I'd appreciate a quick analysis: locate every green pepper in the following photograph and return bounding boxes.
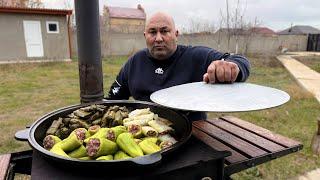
[43,135,62,150]
[96,155,113,161]
[134,138,142,144]
[86,137,118,158]
[50,143,69,158]
[114,151,132,160]
[84,128,109,143]
[106,126,127,141]
[142,137,159,144]
[116,133,143,157]
[88,125,101,136]
[127,124,142,138]
[60,128,87,152]
[68,145,87,158]
[138,139,161,155]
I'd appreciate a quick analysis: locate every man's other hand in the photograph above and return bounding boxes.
[203,60,239,83]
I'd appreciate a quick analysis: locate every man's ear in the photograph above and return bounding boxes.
[144,32,146,37]
[175,30,179,37]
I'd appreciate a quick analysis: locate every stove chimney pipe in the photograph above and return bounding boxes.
[75,0,104,103]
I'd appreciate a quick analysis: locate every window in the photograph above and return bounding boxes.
[46,21,59,33]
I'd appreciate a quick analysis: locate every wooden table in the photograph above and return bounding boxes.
[192,116,303,176]
[0,116,303,179]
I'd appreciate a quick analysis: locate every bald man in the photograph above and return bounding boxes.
[106,12,250,121]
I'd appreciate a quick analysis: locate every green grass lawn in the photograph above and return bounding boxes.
[294,55,320,73]
[0,56,319,179]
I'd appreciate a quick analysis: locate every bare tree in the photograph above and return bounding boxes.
[218,0,260,54]
[62,0,72,9]
[182,17,215,34]
[226,0,231,51]
[1,0,43,8]
[21,0,44,8]
[62,0,76,27]
[242,17,261,54]
[217,14,223,51]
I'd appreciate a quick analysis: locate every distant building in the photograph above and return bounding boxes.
[103,4,146,34]
[278,25,320,35]
[248,27,276,36]
[0,6,72,62]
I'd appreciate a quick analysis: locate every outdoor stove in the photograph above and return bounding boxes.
[5,136,229,180]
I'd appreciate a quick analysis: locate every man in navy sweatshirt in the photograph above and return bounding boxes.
[106,12,250,121]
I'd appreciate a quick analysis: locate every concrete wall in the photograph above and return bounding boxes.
[0,13,70,61]
[179,33,308,55]
[72,30,145,58]
[101,32,145,56]
[71,28,308,57]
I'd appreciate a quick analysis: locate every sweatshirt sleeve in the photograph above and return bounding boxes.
[224,54,251,82]
[105,60,131,100]
[206,49,251,82]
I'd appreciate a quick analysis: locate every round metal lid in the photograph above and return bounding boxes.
[150,82,290,112]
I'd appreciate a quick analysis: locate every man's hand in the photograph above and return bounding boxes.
[203,60,240,83]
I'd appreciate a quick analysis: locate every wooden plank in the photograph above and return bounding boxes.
[192,126,248,164]
[193,120,267,158]
[0,154,11,180]
[221,116,301,147]
[207,118,286,153]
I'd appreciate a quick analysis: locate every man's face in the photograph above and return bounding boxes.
[144,15,178,60]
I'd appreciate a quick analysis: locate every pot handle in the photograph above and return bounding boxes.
[15,128,30,141]
[130,152,162,165]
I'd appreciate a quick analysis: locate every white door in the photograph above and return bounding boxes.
[23,21,44,57]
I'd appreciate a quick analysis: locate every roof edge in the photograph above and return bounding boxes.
[0,6,72,15]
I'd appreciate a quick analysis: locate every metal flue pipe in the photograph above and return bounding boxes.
[74,0,104,103]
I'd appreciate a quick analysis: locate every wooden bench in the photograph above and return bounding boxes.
[192,116,303,176]
[0,154,11,180]
[0,116,303,179]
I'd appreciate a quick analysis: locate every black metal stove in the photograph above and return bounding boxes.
[6,136,229,180]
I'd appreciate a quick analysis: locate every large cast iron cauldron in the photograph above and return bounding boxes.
[27,100,192,169]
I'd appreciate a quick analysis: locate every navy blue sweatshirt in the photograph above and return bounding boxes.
[106,45,250,121]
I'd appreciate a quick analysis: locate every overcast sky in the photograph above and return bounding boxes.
[43,0,320,32]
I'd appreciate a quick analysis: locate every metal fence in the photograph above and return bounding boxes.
[307,34,320,51]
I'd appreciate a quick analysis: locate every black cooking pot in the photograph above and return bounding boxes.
[27,100,192,169]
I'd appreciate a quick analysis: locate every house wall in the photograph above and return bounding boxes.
[108,18,145,33]
[0,13,69,61]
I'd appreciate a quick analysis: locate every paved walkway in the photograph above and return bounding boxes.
[277,52,320,103]
[277,52,320,180]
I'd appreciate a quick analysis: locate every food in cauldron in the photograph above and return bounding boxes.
[42,105,178,160]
